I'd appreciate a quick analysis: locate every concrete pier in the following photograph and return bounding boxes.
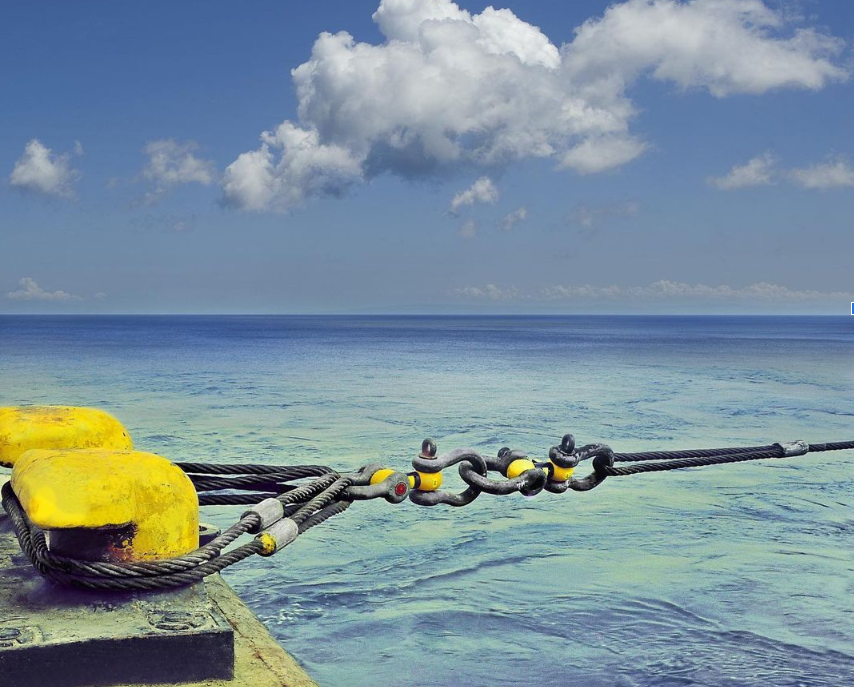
[0,477,319,687]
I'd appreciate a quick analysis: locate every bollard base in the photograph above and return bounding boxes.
[0,476,319,687]
[0,512,234,687]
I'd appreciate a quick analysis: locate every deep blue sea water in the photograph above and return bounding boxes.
[2,315,854,687]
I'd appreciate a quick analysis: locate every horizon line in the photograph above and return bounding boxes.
[0,312,849,318]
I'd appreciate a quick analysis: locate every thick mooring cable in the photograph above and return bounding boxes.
[612,445,778,462]
[602,447,785,475]
[1,467,351,590]
[2,434,852,591]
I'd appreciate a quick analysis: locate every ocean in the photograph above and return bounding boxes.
[1,315,853,686]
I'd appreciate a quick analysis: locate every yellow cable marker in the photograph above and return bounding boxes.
[549,461,575,482]
[369,468,396,485]
[414,471,442,491]
[255,532,276,556]
[506,458,537,479]
[257,531,278,556]
[0,406,133,467]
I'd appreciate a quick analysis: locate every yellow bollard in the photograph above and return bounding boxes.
[0,406,133,467]
[11,448,199,562]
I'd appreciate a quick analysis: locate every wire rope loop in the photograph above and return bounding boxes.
[4,436,853,590]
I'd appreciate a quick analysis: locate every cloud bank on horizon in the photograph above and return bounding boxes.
[5,277,82,302]
[455,280,854,304]
[220,0,848,212]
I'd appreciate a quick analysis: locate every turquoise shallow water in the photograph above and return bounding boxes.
[2,315,854,686]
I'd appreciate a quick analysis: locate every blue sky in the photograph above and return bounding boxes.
[1,0,853,314]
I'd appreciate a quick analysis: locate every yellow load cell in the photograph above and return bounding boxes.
[0,406,133,467]
[11,449,199,562]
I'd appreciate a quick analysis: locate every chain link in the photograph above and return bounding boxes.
[404,434,616,504]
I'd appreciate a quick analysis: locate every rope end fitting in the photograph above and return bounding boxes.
[242,497,285,534]
[774,440,809,457]
[256,518,299,556]
[345,466,411,503]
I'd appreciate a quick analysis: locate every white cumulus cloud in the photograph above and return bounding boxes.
[708,153,777,190]
[9,139,80,198]
[559,136,649,175]
[450,177,499,213]
[789,157,854,189]
[564,0,846,98]
[6,277,81,302]
[710,153,854,190]
[457,219,478,239]
[141,139,216,201]
[567,200,641,230]
[221,122,363,211]
[223,0,847,212]
[501,206,527,231]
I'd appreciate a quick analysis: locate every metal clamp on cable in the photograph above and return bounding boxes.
[409,440,488,507]
[774,440,809,457]
[241,498,285,533]
[345,464,379,487]
[545,434,580,483]
[346,465,411,503]
[256,518,299,557]
[543,441,615,492]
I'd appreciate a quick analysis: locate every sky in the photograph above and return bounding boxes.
[1,0,853,314]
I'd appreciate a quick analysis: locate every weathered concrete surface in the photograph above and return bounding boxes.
[0,486,234,686]
[186,575,320,687]
[108,576,320,687]
[0,476,320,687]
